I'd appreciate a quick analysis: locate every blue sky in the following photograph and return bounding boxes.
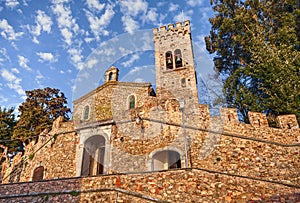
[0,0,220,114]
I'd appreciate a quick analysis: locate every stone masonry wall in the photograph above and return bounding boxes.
[0,169,299,202]
[1,117,79,184]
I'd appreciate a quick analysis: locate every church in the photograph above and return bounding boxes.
[0,20,299,202]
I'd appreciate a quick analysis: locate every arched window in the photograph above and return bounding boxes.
[32,166,44,181]
[108,72,113,81]
[81,135,106,176]
[84,106,89,120]
[152,150,181,170]
[174,49,182,68]
[129,95,135,109]
[165,51,173,69]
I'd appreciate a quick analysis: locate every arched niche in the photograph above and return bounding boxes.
[81,135,106,176]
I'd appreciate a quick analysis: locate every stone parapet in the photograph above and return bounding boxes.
[0,169,299,202]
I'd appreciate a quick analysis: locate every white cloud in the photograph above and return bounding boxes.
[0,69,25,97]
[85,4,115,41]
[11,68,19,74]
[187,0,203,7]
[128,66,142,74]
[86,58,98,68]
[0,19,24,40]
[134,78,145,83]
[120,0,148,17]
[67,47,84,70]
[51,1,79,46]
[157,2,166,7]
[35,70,44,87]
[0,95,8,103]
[18,55,31,71]
[173,10,193,22]
[5,0,19,9]
[121,15,139,34]
[0,48,10,64]
[36,52,57,63]
[86,0,105,12]
[142,8,158,24]
[169,3,179,12]
[121,54,140,68]
[27,10,53,44]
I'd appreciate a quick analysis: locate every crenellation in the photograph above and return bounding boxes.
[176,22,182,28]
[248,111,269,128]
[167,23,174,29]
[220,108,239,124]
[159,25,166,31]
[154,20,190,35]
[276,114,299,129]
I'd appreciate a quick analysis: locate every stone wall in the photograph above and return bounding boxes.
[1,117,78,184]
[0,169,299,202]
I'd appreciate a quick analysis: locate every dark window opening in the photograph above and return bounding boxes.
[32,166,44,181]
[165,51,173,69]
[129,95,135,109]
[108,72,113,81]
[174,49,182,68]
[148,86,156,97]
[84,106,89,120]
[181,78,186,87]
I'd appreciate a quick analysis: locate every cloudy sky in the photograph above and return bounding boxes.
[0,0,217,114]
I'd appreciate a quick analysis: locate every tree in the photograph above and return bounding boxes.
[0,107,18,152]
[13,87,71,143]
[205,0,300,124]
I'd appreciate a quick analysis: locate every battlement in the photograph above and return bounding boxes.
[219,108,299,130]
[153,20,191,36]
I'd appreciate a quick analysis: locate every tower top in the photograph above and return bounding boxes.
[153,20,191,35]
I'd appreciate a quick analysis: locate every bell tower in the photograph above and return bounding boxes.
[153,20,199,107]
[105,66,119,82]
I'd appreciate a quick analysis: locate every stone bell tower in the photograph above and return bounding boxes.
[105,66,119,82]
[153,20,199,107]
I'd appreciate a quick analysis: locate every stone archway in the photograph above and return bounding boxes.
[81,135,106,176]
[152,150,181,171]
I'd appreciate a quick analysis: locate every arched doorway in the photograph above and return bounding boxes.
[152,150,181,170]
[32,166,44,181]
[81,135,106,176]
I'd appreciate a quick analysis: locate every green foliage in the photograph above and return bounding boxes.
[206,0,300,123]
[0,107,19,152]
[29,153,34,160]
[69,190,80,196]
[13,87,71,143]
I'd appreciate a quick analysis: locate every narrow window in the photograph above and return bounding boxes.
[165,51,173,69]
[108,72,113,81]
[129,95,135,109]
[84,106,89,120]
[32,166,44,181]
[174,49,182,68]
[181,78,186,87]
